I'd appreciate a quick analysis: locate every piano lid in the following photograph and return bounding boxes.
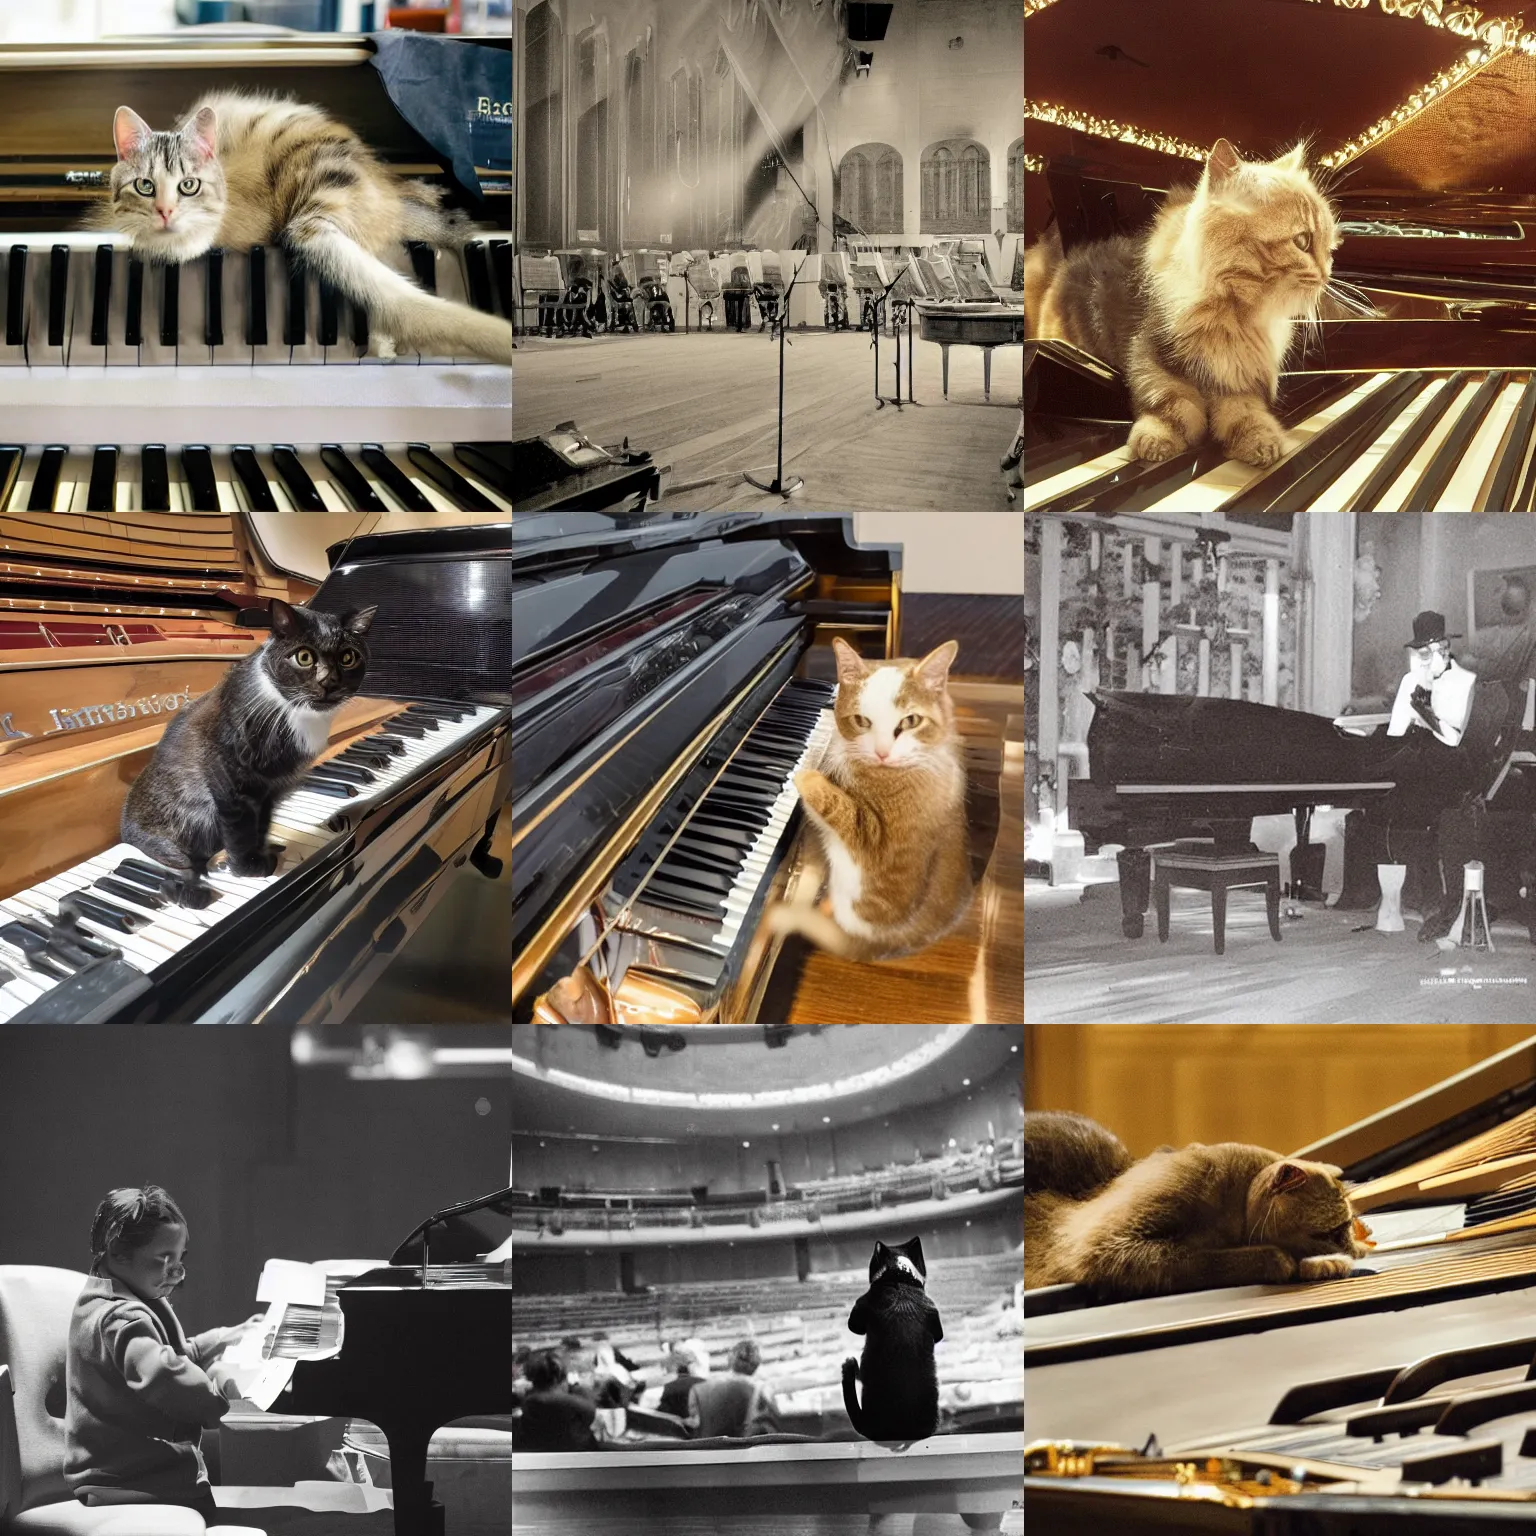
[1026,0,1536,193]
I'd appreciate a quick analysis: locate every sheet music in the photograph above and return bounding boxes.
[255,1258,327,1308]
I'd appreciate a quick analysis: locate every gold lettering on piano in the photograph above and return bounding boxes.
[48,687,195,732]
[476,96,513,116]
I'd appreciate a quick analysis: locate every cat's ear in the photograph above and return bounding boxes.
[113,106,152,163]
[269,599,299,639]
[1276,142,1306,173]
[832,637,870,690]
[182,106,217,167]
[899,1235,927,1276]
[1204,137,1242,193]
[914,640,959,691]
[343,605,378,637]
[1270,1162,1309,1195]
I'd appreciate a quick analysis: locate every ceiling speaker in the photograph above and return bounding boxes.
[847,3,892,43]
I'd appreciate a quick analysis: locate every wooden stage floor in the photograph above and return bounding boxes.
[512,329,1021,512]
[1026,877,1536,1024]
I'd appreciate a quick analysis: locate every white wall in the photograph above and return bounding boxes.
[0,2,177,41]
[855,511,1023,596]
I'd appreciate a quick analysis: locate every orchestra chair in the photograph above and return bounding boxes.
[998,235,1025,294]
[514,254,564,337]
[0,1268,390,1536]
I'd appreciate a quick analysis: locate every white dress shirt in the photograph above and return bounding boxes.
[1387,657,1475,746]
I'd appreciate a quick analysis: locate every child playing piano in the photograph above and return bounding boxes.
[64,1185,259,1521]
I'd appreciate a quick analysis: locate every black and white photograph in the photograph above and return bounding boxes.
[509,1022,1023,1535]
[0,1025,511,1536]
[1026,509,1536,1023]
[512,0,1024,514]
[0,510,510,1025]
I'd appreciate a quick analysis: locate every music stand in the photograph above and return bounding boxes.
[745,260,806,497]
[870,267,905,410]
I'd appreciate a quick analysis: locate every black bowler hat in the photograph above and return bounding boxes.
[1405,610,1461,647]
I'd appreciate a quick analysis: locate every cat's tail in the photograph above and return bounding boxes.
[1024,1111,1133,1199]
[292,220,513,364]
[1023,226,1062,339]
[841,1358,869,1437]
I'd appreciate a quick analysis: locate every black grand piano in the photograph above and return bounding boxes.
[1025,0,1536,514]
[2,521,510,1023]
[248,1186,512,1536]
[1069,686,1524,939]
[511,510,900,1024]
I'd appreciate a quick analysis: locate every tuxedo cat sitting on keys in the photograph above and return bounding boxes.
[121,600,376,908]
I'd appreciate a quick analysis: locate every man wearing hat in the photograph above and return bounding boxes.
[1386,610,1476,747]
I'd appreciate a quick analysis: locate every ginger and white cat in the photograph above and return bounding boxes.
[94,92,512,364]
[766,637,971,961]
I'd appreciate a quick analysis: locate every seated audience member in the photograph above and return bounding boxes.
[512,1346,532,1404]
[687,1339,781,1437]
[516,1349,598,1451]
[591,1334,638,1405]
[593,1376,628,1440]
[658,1339,710,1420]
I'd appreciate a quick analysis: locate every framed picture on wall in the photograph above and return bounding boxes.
[1467,564,1536,638]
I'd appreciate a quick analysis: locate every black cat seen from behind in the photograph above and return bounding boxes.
[842,1235,943,1443]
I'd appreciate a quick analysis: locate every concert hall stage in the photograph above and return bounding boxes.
[512,329,1020,512]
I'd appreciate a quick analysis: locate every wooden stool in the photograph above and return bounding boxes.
[1154,848,1283,956]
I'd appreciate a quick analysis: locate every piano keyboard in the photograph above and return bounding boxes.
[0,701,503,1022]
[603,678,837,990]
[1,233,514,366]
[0,440,510,514]
[1026,369,1536,513]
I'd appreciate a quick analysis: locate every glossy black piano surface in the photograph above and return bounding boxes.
[511,510,899,1021]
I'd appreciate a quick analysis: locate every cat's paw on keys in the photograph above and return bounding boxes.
[1127,417,1188,463]
[228,846,283,879]
[1225,417,1289,467]
[1298,1254,1354,1281]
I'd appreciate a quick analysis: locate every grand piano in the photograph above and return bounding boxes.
[511,510,901,1025]
[0,516,510,1023]
[1024,0,1536,513]
[1068,684,1526,939]
[230,1185,513,1536]
[1025,1035,1536,1531]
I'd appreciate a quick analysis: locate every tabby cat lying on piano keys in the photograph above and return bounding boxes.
[765,637,972,962]
[1024,1111,1369,1301]
[121,599,376,907]
[93,92,513,364]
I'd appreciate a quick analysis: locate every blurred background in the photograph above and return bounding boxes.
[0,0,511,41]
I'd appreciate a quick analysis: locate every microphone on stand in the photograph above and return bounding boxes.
[745,258,808,497]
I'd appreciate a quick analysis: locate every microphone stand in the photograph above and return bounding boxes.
[872,267,905,410]
[744,261,806,497]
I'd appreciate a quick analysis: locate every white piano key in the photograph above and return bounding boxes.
[1024,444,1138,512]
[1437,377,1527,513]
[1304,377,1453,513]
[1380,378,1482,512]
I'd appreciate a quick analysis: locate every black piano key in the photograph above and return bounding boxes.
[1517,436,1536,514]
[350,297,369,352]
[272,446,326,512]
[1398,1440,1502,1487]
[95,875,164,910]
[360,444,433,510]
[86,446,118,513]
[1052,376,1352,515]
[360,733,407,756]
[1217,372,1431,515]
[205,247,224,346]
[124,257,144,347]
[490,239,513,317]
[0,923,73,981]
[180,446,220,512]
[160,262,180,348]
[247,245,267,346]
[113,861,177,899]
[5,245,26,345]
[140,444,170,512]
[47,243,68,347]
[301,776,357,798]
[0,447,23,511]
[644,877,727,916]
[58,891,147,934]
[1484,375,1536,513]
[317,280,340,347]
[317,448,387,513]
[407,444,496,510]
[1402,371,1505,511]
[1343,371,1470,511]
[306,759,373,784]
[405,703,469,720]
[232,447,278,512]
[284,253,306,345]
[407,241,437,294]
[0,964,13,987]
[26,446,64,511]
[454,442,514,499]
[47,913,118,960]
[90,244,113,347]
[381,719,429,738]
[464,241,495,313]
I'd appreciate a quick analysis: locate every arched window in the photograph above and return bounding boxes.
[623,38,657,244]
[522,2,563,247]
[669,66,704,247]
[1006,137,1025,233]
[837,142,902,236]
[921,137,991,234]
[575,26,610,244]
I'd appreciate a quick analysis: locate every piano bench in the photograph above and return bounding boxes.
[1153,850,1282,957]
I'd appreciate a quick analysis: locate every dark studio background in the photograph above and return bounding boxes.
[0,1028,511,1336]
